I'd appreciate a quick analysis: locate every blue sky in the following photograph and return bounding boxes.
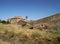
[0,0,60,20]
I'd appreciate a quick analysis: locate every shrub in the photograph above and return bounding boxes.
[56,36,60,42]
[48,30,59,35]
[6,21,10,24]
[7,31,15,38]
[29,26,33,29]
[0,19,1,23]
[22,24,26,27]
[1,20,7,24]
[32,31,41,38]
[0,20,10,24]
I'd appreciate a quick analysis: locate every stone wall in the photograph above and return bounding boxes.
[8,16,28,25]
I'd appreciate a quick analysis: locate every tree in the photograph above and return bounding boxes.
[26,16,28,20]
[6,21,10,24]
[1,20,7,24]
[0,19,1,23]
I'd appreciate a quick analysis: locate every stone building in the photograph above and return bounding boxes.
[8,16,28,25]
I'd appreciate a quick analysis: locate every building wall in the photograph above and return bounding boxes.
[8,16,28,25]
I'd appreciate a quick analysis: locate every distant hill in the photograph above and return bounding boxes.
[35,13,60,24]
[29,13,60,29]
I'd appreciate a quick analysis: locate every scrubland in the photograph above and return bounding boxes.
[0,24,60,44]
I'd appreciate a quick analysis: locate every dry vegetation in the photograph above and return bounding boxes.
[0,23,60,44]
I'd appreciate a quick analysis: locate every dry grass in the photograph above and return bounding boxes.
[0,39,10,44]
[0,23,60,44]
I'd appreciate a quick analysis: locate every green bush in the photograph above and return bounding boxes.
[1,20,7,24]
[0,19,1,23]
[0,19,10,24]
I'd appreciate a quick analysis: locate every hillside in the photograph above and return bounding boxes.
[0,13,60,44]
[35,13,60,24]
[30,13,60,30]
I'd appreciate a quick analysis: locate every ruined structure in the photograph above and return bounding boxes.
[7,16,28,25]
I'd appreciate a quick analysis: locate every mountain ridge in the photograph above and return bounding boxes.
[29,13,60,29]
